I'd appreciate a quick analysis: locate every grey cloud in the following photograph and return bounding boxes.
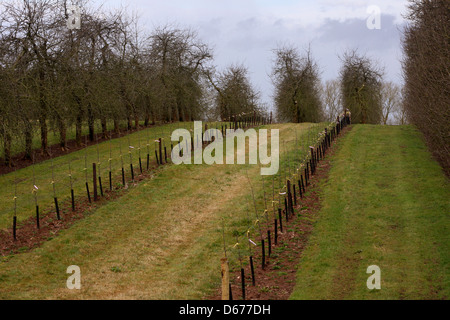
[316,14,404,53]
[196,13,405,105]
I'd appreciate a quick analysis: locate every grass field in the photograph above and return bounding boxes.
[290,125,449,300]
[0,121,236,229]
[0,123,447,300]
[0,122,326,299]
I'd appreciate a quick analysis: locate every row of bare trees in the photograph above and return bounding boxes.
[3,1,427,169]
[402,0,449,173]
[273,45,405,125]
[0,0,265,166]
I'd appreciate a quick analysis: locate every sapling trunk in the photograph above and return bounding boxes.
[69,160,75,211]
[261,239,265,269]
[159,138,163,165]
[293,184,297,206]
[221,219,228,260]
[109,132,113,191]
[154,140,160,165]
[283,139,287,183]
[127,133,134,182]
[138,139,143,174]
[119,140,125,187]
[234,235,245,300]
[245,208,256,286]
[146,128,150,170]
[278,207,283,233]
[92,162,98,202]
[284,197,289,222]
[261,175,270,231]
[51,158,60,220]
[96,134,103,197]
[85,136,91,203]
[246,170,265,269]
[274,219,278,245]
[13,169,17,240]
[31,159,40,229]
[164,146,167,163]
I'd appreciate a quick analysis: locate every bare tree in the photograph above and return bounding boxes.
[380,81,402,125]
[206,63,261,121]
[321,79,342,122]
[271,44,322,123]
[340,49,384,124]
[148,25,213,122]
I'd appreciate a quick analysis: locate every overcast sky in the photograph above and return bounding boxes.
[93,0,409,107]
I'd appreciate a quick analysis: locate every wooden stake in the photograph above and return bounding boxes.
[164,146,167,163]
[99,176,104,197]
[93,163,98,201]
[54,198,60,220]
[86,182,91,203]
[301,173,306,193]
[249,256,255,286]
[155,150,159,165]
[71,189,75,211]
[284,197,289,222]
[274,219,278,245]
[221,257,230,300]
[159,138,163,165]
[298,180,303,199]
[241,268,246,300]
[278,208,283,233]
[13,216,17,241]
[293,184,297,206]
[36,205,40,229]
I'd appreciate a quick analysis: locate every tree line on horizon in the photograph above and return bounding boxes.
[0,0,424,168]
[272,44,405,126]
[0,0,268,166]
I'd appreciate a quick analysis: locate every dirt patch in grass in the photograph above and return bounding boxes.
[207,126,352,300]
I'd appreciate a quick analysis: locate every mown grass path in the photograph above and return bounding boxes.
[290,125,449,300]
